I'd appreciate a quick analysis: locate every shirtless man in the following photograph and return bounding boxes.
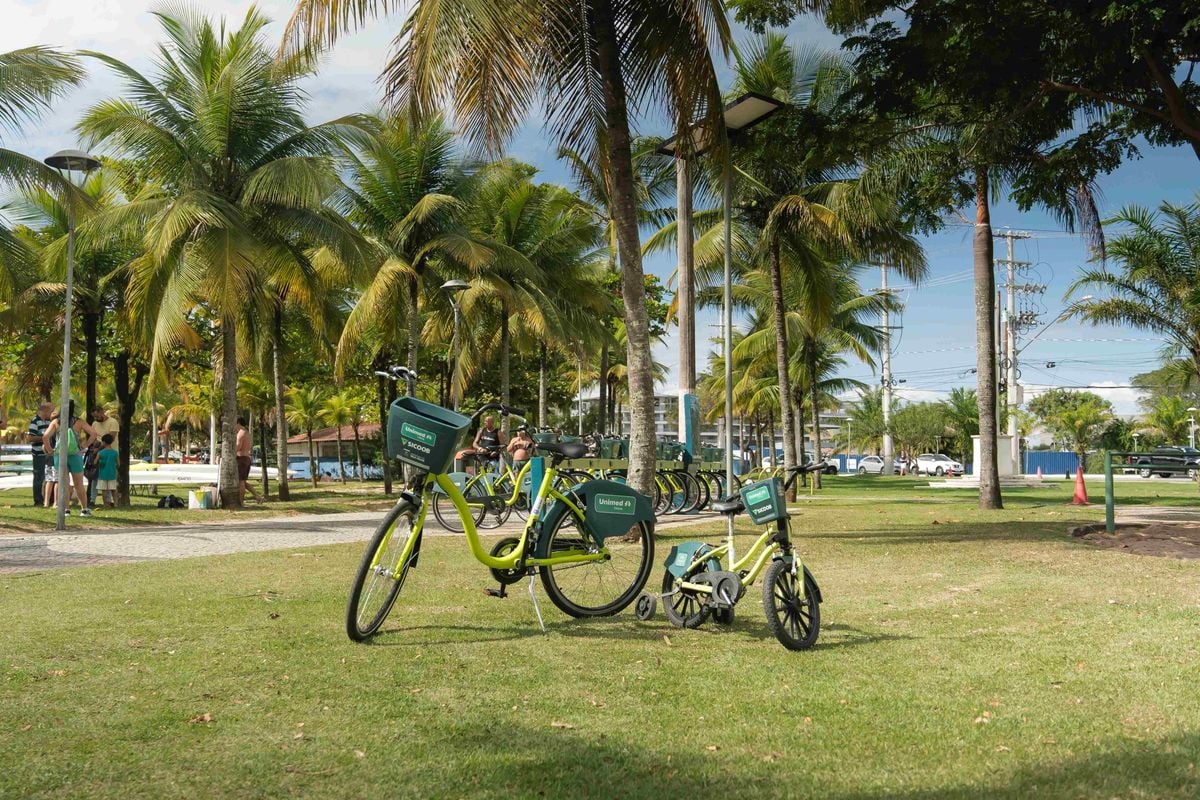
[236,418,262,505]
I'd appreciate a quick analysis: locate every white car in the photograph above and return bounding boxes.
[856,455,898,475]
[915,453,964,476]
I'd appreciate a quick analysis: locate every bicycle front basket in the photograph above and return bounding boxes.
[739,476,787,525]
[532,432,558,445]
[387,397,471,473]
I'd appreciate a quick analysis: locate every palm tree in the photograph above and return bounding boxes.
[287,385,327,488]
[78,7,368,508]
[1048,400,1112,472]
[939,387,979,462]
[239,373,275,497]
[1143,395,1191,445]
[1068,199,1200,382]
[1,46,84,300]
[282,0,729,497]
[321,390,354,483]
[845,388,886,454]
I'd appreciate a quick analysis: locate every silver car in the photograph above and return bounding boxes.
[856,455,897,475]
[915,453,964,476]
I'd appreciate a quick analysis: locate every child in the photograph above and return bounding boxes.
[96,434,119,509]
[43,460,57,509]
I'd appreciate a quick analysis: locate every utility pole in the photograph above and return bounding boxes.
[880,262,894,475]
[995,230,1036,474]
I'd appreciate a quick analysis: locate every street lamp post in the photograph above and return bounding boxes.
[576,344,584,436]
[440,280,469,411]
[659,93,784,495]
[1188,407,1198,449]
[1132,432,1140,453]
[44,149,101,532]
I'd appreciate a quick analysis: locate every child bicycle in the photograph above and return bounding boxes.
[635,463,825,650]
[346,366,657,642]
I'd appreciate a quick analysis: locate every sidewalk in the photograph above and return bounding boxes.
[0,509,721,574]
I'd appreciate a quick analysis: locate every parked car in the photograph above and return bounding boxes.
[804,457,840,474]
[1136,446,1200,479]
[856,455,898,475]
[915,453,965,476]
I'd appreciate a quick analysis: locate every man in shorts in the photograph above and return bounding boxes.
[236,418,262,505]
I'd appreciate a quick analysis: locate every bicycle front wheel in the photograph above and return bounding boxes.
[762,559,820,651]
[432,479,486,532]
[346,500,421,642]
[539,512,654,618]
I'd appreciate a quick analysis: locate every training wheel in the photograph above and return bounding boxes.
[634,593,657,621]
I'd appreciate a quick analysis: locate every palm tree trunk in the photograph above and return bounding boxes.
[406,275,420,373]
[973,169,1003,509]
[307,429,317,488]
[218,315,241,508]
[352,422,363,482]
[111,352,145,508]
[500,305,511,420]
[809,357,823,490]
[768,237,798,497]
[376,365,393,495]
[538,342,548,428]
[82,310,100,423]
[598,344,609,435]
[259,412,270,498]
[593,0,654,497]
[336,429,345,482]
[767,410,776,468]
[272,305,291,501]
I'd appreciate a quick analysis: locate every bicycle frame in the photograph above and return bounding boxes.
[461,456,533,508]
[377,461,609,575]
[674,519,789,596]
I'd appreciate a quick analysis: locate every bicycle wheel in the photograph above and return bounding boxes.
[762,559,820,651]
[661,569,710,628]
[432,478,486,532]
[539,511,654,617]
[652,473,671,516]
[476,476,512,529]
[346,500,420,641]
[676,471,703,514]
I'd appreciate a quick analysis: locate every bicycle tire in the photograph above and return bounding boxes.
[676,470,704,514]
[661,569,711,628]
[475,476,512,530]
[539,513,654,618]
[762,559,820,651]
[431,478,487,532]
[346,499,420,641]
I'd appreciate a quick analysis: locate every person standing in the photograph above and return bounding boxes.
[43,401,99,517]
[25,403,53,506]
[95,434,119,509]
[86,406,119,505]
[236,418,262,505]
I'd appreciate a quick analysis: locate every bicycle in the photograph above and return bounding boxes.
[346,367,657,641]
[431,446,538,531]
[634,463,824,650]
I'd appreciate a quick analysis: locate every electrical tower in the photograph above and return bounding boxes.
[994,230,1046,474]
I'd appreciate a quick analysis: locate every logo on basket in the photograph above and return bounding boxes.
[594,494,635,515]
[744,485,770,505]
[401,422,437,447]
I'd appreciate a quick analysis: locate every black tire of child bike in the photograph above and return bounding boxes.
[431,480,488,532]
[346,500,419,641]
[539,513,654,618]
[762,559,821,651]
[661,569,712,628]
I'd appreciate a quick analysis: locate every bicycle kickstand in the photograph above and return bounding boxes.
[527,570,546,633]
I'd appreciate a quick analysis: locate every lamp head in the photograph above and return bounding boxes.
[44,149,101,173]
[441,279,469,294]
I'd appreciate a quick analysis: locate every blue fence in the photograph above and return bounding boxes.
[1023,451,1079,476]
[287,457,383,480]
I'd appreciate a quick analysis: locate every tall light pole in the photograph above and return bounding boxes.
[659,93,784,494]
[441,280,469,411]
[575,343,584,436]
[1188,407,1198,449]
[44,149,101,531]
[880,262,894,475]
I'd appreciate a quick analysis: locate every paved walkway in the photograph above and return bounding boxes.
[0,510,721,574]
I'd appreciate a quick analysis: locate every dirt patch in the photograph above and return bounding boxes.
[1070,522,1200,559]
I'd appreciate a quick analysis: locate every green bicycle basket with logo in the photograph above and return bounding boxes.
[535,480,655,554]
[739,476,788,525]
[387,397,471,473]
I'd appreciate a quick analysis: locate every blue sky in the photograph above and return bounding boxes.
[5,2,1197,415]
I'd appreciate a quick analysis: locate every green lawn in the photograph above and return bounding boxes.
[2,478,1199,798]
[0,483,395,532]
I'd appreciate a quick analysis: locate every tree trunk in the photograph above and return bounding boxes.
[82,310,100,423]
[336,429,345,483]
[218,315,241,508]
[272,305,291,501]
[973,169,1003,509]
[259,412,270,499]
[500,304,511,425]
[111,351,145,508]
[593,0,654,497]
[352,422,364,482]
[406,275,420,372]
[598,344,609,435]
[767,410,776,469]
[676,155,695,396]
[809,356,823,490]
[768,237,798,497]
[538,342,548,428]
[307,429,317,488]
[377,365,393,495]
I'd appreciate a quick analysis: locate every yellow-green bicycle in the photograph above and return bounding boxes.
[346,367,656,641]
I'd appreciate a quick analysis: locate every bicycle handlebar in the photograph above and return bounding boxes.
[783,463,825,491]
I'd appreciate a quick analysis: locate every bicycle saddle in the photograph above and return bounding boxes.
[710,497,744,515]
[537,442,589,460]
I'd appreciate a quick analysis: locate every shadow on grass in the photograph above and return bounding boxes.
[802,519,1088,546]
[404,717,1200,799]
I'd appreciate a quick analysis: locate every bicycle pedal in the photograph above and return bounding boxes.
[484,586,508,599]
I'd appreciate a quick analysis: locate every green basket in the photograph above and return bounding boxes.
[618,438,629,459]
[387,397,471,473]
[559,435,582,444]
[532,432,558,445]
[739,476,787,525]
[600,438,622,459]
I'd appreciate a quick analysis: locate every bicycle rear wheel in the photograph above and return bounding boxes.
[346,500,421,641]
[432,479,486,532]
[539,512,654,617]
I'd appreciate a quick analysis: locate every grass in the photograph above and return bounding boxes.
[0,482,395,533]
[2,478,1199,798]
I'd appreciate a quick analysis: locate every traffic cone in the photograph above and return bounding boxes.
[1071,466,1088,505]
[1036,466,1043,479]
